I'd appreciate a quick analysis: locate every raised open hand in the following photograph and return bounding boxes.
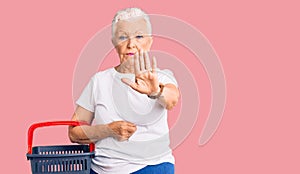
[121,50,160,96]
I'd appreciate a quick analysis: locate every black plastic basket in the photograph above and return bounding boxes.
[26,121,95,174]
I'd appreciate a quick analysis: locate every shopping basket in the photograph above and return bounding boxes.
[26,121,95,174]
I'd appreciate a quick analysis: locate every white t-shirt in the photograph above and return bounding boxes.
[76,67,178,174]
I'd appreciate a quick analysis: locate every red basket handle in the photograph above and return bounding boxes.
[27,121,95,154]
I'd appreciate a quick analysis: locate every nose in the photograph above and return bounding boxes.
[127,37,137,49]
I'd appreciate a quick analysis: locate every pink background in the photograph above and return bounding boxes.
[1,0,300,173]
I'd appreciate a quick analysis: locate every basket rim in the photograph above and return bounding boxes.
[27,152,94,158]
[27,144,95,160]
[31,144,89,148]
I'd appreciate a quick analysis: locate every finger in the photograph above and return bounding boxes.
[152,56,157,73]
[129,57,135,72]
[119,135,128,141]
[127,126,137,133]
[119,138,127,142]
[125,121,136,127]
[121,78,138,90]
[121,78,133,86]
[144,51,151,70]
[139,50,145,71]
[134,52,140,74]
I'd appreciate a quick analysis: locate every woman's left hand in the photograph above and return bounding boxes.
[121,50,160,95]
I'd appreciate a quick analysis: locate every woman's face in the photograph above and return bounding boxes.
[113,18,153,63]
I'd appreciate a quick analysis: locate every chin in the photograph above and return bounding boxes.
[121,55,133,62]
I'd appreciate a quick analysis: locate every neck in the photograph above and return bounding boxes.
[115,58,135,74]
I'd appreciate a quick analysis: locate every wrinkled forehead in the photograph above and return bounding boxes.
[114,17,151,35]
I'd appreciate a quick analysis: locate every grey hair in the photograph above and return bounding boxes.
[111,7,152,39]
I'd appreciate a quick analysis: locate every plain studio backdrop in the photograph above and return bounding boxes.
[0,0,299,173]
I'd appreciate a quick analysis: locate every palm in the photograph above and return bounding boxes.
[134,70,159,94]
[121,51,159,95]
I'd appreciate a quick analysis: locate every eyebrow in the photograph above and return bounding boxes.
[116,30,127,35]
[116,29,148,36]
[135,31,145,34]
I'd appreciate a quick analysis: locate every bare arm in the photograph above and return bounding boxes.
[68,106,137,144]
[68,106,110,144]
[157,83,180,110]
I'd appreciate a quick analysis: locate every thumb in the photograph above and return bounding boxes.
[121,78,138,90]
[121,78,133,86]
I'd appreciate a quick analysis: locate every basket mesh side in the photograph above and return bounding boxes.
[31,158,89,173]
[28,145,92,174]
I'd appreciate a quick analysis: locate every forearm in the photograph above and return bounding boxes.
[69,124,111,144]
[157,84,180,110]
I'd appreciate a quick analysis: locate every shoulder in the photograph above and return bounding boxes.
[84,68,115,89]
[157,68,178,86]
[157,68,176,79]
[92,68,115,80]
[158,69,175,76]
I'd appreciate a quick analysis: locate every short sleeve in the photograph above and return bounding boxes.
[158,69,178,87]
[76,76,96,112]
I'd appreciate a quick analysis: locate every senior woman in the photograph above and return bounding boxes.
[69,7,180,174]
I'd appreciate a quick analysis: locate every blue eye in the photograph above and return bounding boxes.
[135,35,144,39]
[119,36,128,41]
